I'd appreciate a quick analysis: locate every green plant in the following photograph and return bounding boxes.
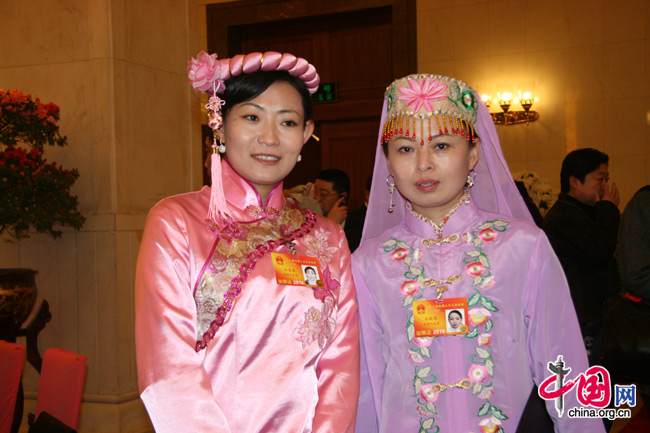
[0,88,85,241]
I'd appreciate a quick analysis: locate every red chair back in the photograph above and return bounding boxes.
[0,340,26,433]
[34,348,87,430]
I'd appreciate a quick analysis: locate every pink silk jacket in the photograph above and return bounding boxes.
[135,160,360,432]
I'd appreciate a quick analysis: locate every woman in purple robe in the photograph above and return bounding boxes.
[353,74,605,433]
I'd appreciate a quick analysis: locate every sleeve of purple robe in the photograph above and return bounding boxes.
[353,257,383,433]
[525,233,606,433]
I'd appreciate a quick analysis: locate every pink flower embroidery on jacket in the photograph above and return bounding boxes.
[296,266,338,349]
[296,297,335,349]
[303,227,338,267]
[398,76,448,113]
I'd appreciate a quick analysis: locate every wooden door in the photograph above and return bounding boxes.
[206,0,416,211]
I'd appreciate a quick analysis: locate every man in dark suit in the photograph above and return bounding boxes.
[543,148,620,365]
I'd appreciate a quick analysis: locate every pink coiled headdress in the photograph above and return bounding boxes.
[187,51,320,227]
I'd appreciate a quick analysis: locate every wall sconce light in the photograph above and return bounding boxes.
[481,91,539,126]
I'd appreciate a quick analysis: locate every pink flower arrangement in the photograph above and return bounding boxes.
[391,247,409,261]
[466,261,486,277]
[419,383,440,403]
[0,89,66,148]
[1,89,84,241]
[187,51,224,93]
[469,308,491,327]
[478,228,497,242]
[400,280,419,296]
[468,364,489,383]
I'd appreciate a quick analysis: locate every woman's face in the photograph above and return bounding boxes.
[305,268,317,280]
[221,81,314,202]
[448,312,462,329]
[387,133,479,224]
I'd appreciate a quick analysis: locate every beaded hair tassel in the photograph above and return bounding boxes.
[205,82,229,225]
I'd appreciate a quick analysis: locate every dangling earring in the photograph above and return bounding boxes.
[216,135,226,154]
[297,154,302,162]
[386,175,396,213]
[466,170,475,188]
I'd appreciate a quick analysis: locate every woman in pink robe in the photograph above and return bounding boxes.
[353,75,606,432]
[135,52,359,433]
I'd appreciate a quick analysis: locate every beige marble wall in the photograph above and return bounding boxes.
[417,0,650,209]
[0,0,203,431]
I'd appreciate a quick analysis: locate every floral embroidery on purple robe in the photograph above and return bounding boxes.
[381,218,511,433]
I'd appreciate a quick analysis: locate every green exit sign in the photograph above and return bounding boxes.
[312,83,337,103]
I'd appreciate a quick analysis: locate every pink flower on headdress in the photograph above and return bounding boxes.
[188,51,224,93]
[398,77,448,113]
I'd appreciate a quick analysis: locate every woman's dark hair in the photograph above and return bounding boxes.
[448,310,462,320]
[304,266,316,274]
[560,148,609,193]
[221,70,313,125]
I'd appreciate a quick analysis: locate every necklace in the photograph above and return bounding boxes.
[407,190,471,240]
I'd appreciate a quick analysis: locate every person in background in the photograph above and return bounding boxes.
[135,51,359,433]
[609,185,650,414]
[345,175,371,252]
[315,169,350,225]
[542,148,620,365]
[354,74,601,432]
[515,180,544,227]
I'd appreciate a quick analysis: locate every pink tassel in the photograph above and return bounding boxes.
[207,151,229,224]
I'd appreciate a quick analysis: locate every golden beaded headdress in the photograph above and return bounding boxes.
[381,74,479,147]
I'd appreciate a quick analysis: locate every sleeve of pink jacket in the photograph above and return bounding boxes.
[312,227,361,433]
[135,202,232,433]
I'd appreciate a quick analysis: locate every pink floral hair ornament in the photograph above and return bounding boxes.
[381,74,479,148]
[187,50,320,227]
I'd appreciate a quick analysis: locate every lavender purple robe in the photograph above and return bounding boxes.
[353,199,605,433]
